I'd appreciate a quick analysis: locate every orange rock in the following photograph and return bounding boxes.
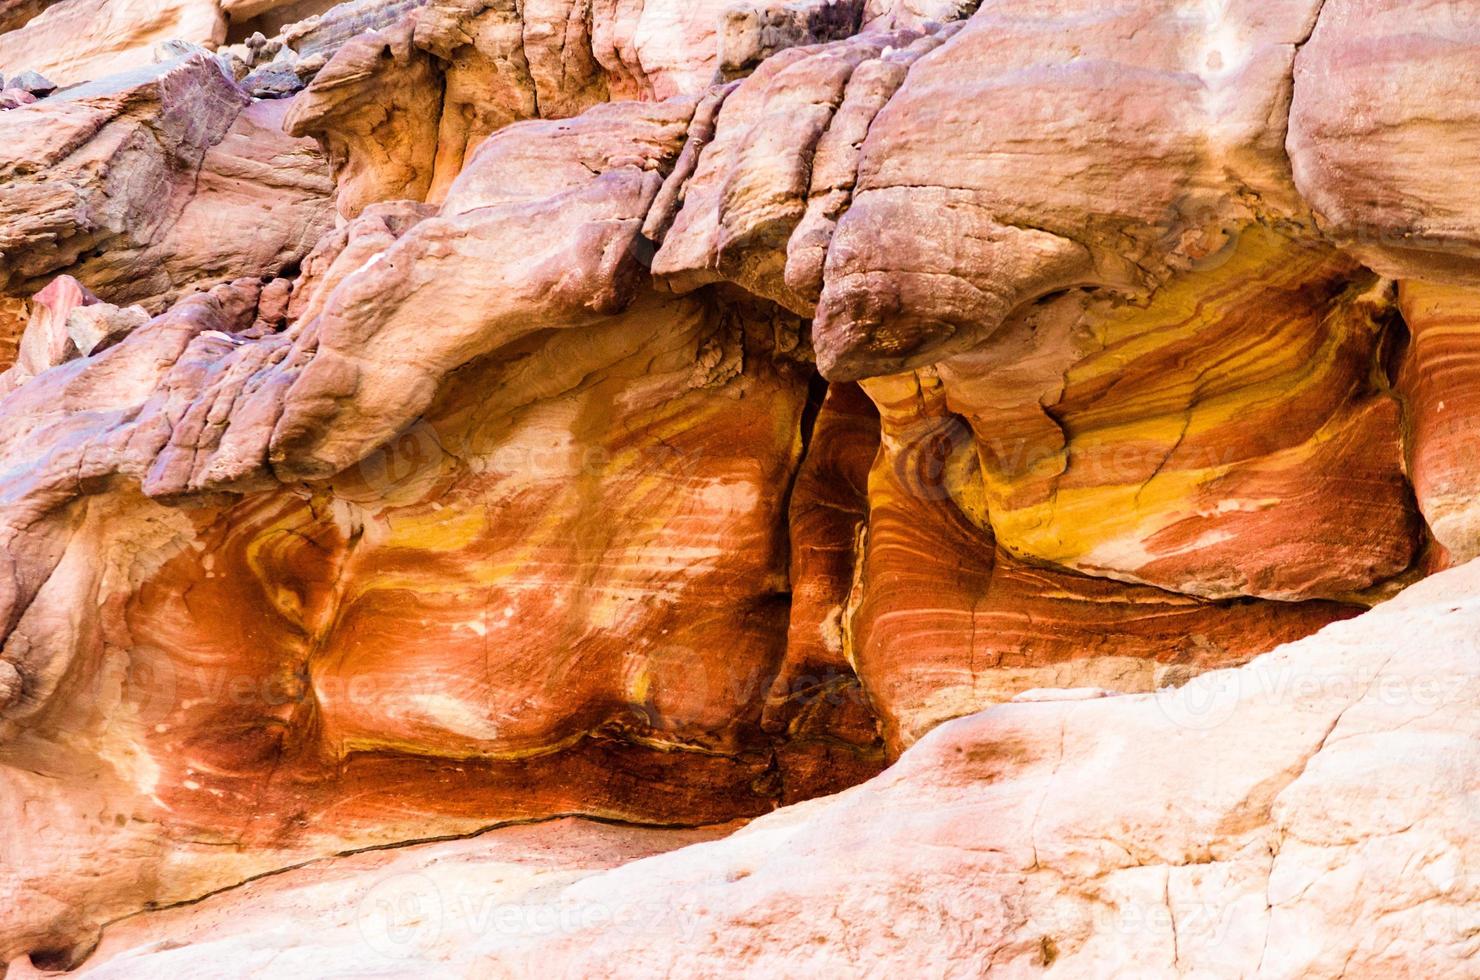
[766,381,886,798]
[851,370,1359,750]
[4,2,1480,972]
[0,295,25,369]
[284,16,443,219]
[1399,280,1480,563]
[62,560,1480,978]
[0,0,50,35]
[0,93,832,960]
[937,229,1420,600]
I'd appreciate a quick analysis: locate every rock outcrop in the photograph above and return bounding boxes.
[1,0,1478,976]
[0,0,226,87]
[31,557,1480,978]
[1399,280,1480,565]
[0,0,53,35]
[0,54,333,323]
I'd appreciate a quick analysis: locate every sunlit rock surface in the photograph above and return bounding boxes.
[0,55,333,314]
[32,559,1480,978]
[1,0,1478,976]
[0,0,226,87]
[1288,0,1480,287]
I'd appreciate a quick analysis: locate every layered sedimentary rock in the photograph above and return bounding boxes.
[0,0,226,87]
[1288,0,1480,287]
[808,0,1330,380]
[1398,280,1480,565]
[3,0,1480,975]
[52,818,745,977]
[850,369,1361,749]
[0,55,333,315]
[222,0,337,31]
[48,559,1480,978]
[483,560,1480,978]
[0,94,821,966]
[765,381,885,794]
[280,0,882,209]
[937,231,1418,601]
[636,0,1429,601]
[861,0,974,31]
[649,24,944,308]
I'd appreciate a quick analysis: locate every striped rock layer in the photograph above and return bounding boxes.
[2,0,1480,972]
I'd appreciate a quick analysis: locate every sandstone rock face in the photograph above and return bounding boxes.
[283,16,442,217]
[222,0,332,24]
[34,818,746,977]
[0,275,147,392]
[2,0,1479,976]
[0,92,823,965]
[849,368,1362,750]
[1288,0,1480,287]
[282,0,883,211]
[0,0,53,35]
[809,0,1329,380]
[0,0,226,87]
[1399,280,1480,565]
[38,559,1480,978]
[0,55,333,313]
[934,235,1418,601]
[0,296,26,368]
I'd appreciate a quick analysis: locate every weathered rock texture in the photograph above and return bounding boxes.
[0,54,334,324]
[1,0,1479,975]
[0,0,226,87]
[0,0,54,35]
[1398,280,1480,565]
[29,558,1480,978]
[280,0,881,214]
[1288,0,1480,287]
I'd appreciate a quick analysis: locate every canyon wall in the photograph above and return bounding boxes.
[0,0,1476,975]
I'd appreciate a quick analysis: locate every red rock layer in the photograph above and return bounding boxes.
[4,1,1480,970]
[1398,280,1480,564]
[851,371,1361,751]
[283,17,442,219]
[765,381,886,799]
[0,0,52,35]
[115,294,805,846]
[936,228,1420,600]
[0,94,853,962]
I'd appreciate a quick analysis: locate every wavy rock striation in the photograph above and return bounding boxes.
[38,557,1480,978]
[1,0,1478,975]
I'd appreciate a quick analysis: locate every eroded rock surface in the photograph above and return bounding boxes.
[36,559,1480,978]
[0,55,333,315]
[1,0,1478,976]
[0,0,226,87]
